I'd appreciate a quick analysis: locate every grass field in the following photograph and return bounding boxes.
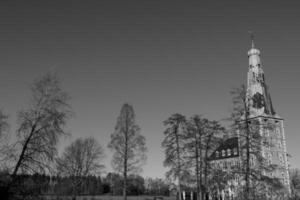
[43,195,176,200]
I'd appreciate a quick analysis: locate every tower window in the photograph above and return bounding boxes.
[276,128,280,137]
[279,155,283,165]
[268,153,272,165]
[264,129,269,137]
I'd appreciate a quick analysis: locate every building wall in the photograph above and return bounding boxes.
[259,117,291,193]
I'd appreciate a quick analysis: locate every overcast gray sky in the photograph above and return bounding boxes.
[1,0,300,178]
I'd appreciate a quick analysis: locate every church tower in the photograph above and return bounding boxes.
[246,35,291,195]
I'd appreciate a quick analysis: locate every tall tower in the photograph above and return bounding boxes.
[246,35,291,195]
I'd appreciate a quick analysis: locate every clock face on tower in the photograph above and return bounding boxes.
[252,92,265,109]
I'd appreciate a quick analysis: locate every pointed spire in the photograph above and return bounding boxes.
[247,31,260,57]
[251,33,255,49]
[248,31,255,48]
[246,34,276,116]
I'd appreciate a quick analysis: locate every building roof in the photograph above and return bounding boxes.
[247,45,276,117]
[209,137,239,161]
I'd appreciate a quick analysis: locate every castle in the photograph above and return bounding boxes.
[209,39,291,199]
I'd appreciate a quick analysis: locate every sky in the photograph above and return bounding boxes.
[0,0,300,178]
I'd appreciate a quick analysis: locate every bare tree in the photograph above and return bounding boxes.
[162,113,186,200]
[202,120,224,199]
[12,72,72,176]
[184,115,225,200]
[108,103,147,200]
[230,85,251,200]
[185,115,207,200]
[56,137,105,197]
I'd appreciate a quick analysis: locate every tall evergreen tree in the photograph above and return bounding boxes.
[108,103,147,200]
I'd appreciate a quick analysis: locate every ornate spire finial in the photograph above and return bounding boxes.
[248,31,255,48]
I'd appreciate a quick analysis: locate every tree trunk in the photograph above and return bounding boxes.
[123,114,129,200]
[12,125,36,176]
[203,134,212,200]
[123,143,128,200]
[195,126,202,200]
[175,126,182,200]
[123,169,127,200]
[195,136,200,200]
[244,101,250,200]
[198,128,203,200]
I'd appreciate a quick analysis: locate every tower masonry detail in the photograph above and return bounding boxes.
[246,42,291,194]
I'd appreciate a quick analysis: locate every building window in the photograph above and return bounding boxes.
[235,174,239,182]
[233,148,238,155]
[279,155,283,165]
[264,129,269,137]
[222,150,225,157]
[276,128,280,137]
[250,157,254,166]
[236,160,240,167]
[227,149,231,156]
[216,151,219,158]
[243,149,247,157]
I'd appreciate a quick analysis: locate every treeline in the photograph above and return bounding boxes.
[0,173,170,197]
[0,72,148,200]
